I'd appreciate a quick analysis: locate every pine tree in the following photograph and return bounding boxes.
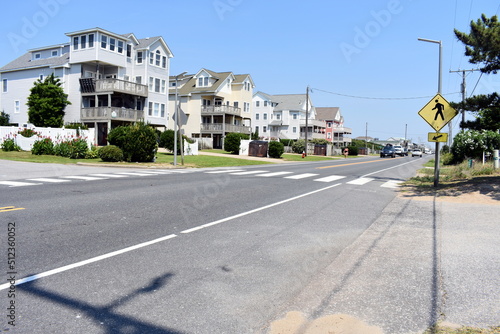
[27,73,71,127]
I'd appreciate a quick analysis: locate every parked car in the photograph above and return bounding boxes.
[380,145,396,158]
[412,149,423,157]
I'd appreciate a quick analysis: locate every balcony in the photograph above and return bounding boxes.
[201,105,242,117]
[200,123,251,134]
[79,78,148,97]
[81,107,144,122]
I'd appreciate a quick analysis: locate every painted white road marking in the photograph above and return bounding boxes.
[61,176,107,181]
[115,172,154,176]
[347,177,374,185]
[206,169,245,174]
[0,181,41,187]
[256,171,293,177]
[88,173,129,178]
[381,180,403,188]
[230,170,268,175]
[284,173,319,179]
[27,178,71,183]
[313,175,346,183]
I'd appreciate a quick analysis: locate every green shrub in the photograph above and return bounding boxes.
[98,145,123,162]
[451,130,500,163]
[53,137,88,159]
[1,138,21,152]
[441,152,454,165]
[292,139,306,154]
[268,141,284,158]
[84,145,99,159]
[311,138,329,145]
[346,145,358,156]
[159,129,176,152]
[64,122,88,130]
[280,139,294,147]
[53,141,72,157]
[32,138,54,155]
[224,132,249,154]
[108,122,158,162]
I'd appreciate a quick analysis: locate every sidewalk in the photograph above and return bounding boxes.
[266,192,499,333]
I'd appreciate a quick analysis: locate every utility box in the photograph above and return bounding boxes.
[249,140,268,157]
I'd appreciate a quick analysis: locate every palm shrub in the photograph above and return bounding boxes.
[268,141,284,158]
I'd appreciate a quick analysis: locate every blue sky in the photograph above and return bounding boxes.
[1,0,498,143]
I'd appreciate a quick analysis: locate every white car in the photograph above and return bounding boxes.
[412,149,423,157]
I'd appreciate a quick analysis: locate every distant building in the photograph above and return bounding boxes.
[169,69,254,149]
[0,27,173,145]
[315,107,352,147]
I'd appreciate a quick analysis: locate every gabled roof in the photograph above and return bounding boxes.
[253,91,275,101]
[0,52,70,72]
[135,36,173,58]
[315,107,340,121]
[172,69,252,96]
[272,94,310,112]
[233,74,255,87]
[65,27,126,40]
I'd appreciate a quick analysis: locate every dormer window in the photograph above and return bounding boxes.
[198,77,209,87]
[34,53,41,60]
[51,50,58,57]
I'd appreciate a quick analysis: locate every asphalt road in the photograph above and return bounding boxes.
[0,156,440,333]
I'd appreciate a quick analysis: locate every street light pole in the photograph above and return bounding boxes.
[173,72,187,166]
[418,38,442,187]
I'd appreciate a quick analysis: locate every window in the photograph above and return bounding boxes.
[51,50,58,57]
[293,127,297,133]
[198,77,203,87]
[88,34,94,48]
[293,113,298,120]
[109,38,116,51]
[234,102,239,109]
[155,51,160,66]
[137,51,143,64]
[327,132,332,139]
[255,113,259,120]
[264,101,268,107]
[80,35,86,49]
[39,75,44,81]
[263,126,267,133]
[149,51,154,64]
[256,101,260,107]
[154,103,159,117]
[101,35,107,49]
[327,122,332,128]
[276,113,281,120]
[117,41,124,54]
[162,56,166,68]
[263,113,267,120]
[135,76,142,84]
[14,101,20,113]
[127,44,131,58]
[2,79,7,93]
[148,102,153,116]
[161,104,165,118]
[161,80,166,94]
[255,126,259,133]
[155,78,160,93]
[149,77,154,92]
[73,36,79,50]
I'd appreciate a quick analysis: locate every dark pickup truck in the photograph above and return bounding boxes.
[380,145,396,158]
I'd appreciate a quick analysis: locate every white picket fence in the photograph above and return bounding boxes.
[0,126,96,151]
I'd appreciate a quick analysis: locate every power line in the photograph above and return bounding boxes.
[311,88,460,100]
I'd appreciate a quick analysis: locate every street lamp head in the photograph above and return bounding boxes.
[418,37,441,45]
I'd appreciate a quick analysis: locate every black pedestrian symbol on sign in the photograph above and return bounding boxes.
[432,99,445,121]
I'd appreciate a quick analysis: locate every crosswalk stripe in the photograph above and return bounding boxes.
[284,173,319,179]
[256,171,294,177]
[381,180,403,188]
[205,169,245,174]
[27,178,71,183]
[88,174,129,178]
[0,181,41,187]
[313,175,346,183]
[134,170,172,174]
[347,177,374,185]
[115,172,154,176]
[61,176,107,181]
[230,170,268,175]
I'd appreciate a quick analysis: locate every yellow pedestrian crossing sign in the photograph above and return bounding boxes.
[418,93,458,131]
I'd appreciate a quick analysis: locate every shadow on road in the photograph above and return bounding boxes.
[19,273,185,334]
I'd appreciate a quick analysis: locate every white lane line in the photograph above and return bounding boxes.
[361,160,418,178]
[0,234,177,291]
[61,176,107,181]
[115,172,154,176]
[313,175,346,183]
[381,180,403,189]
[181,183,342,234]
[347,177,374,185]
[134,170,172,174]
[205,169,245,174]
[27,178,71,183]
[0,181,41,187]
[256,171,294,177]
[88,173,129,178]
[284,173,319,180]
[230,170,268,175]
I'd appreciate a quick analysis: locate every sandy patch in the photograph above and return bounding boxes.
[268,311,383,334]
